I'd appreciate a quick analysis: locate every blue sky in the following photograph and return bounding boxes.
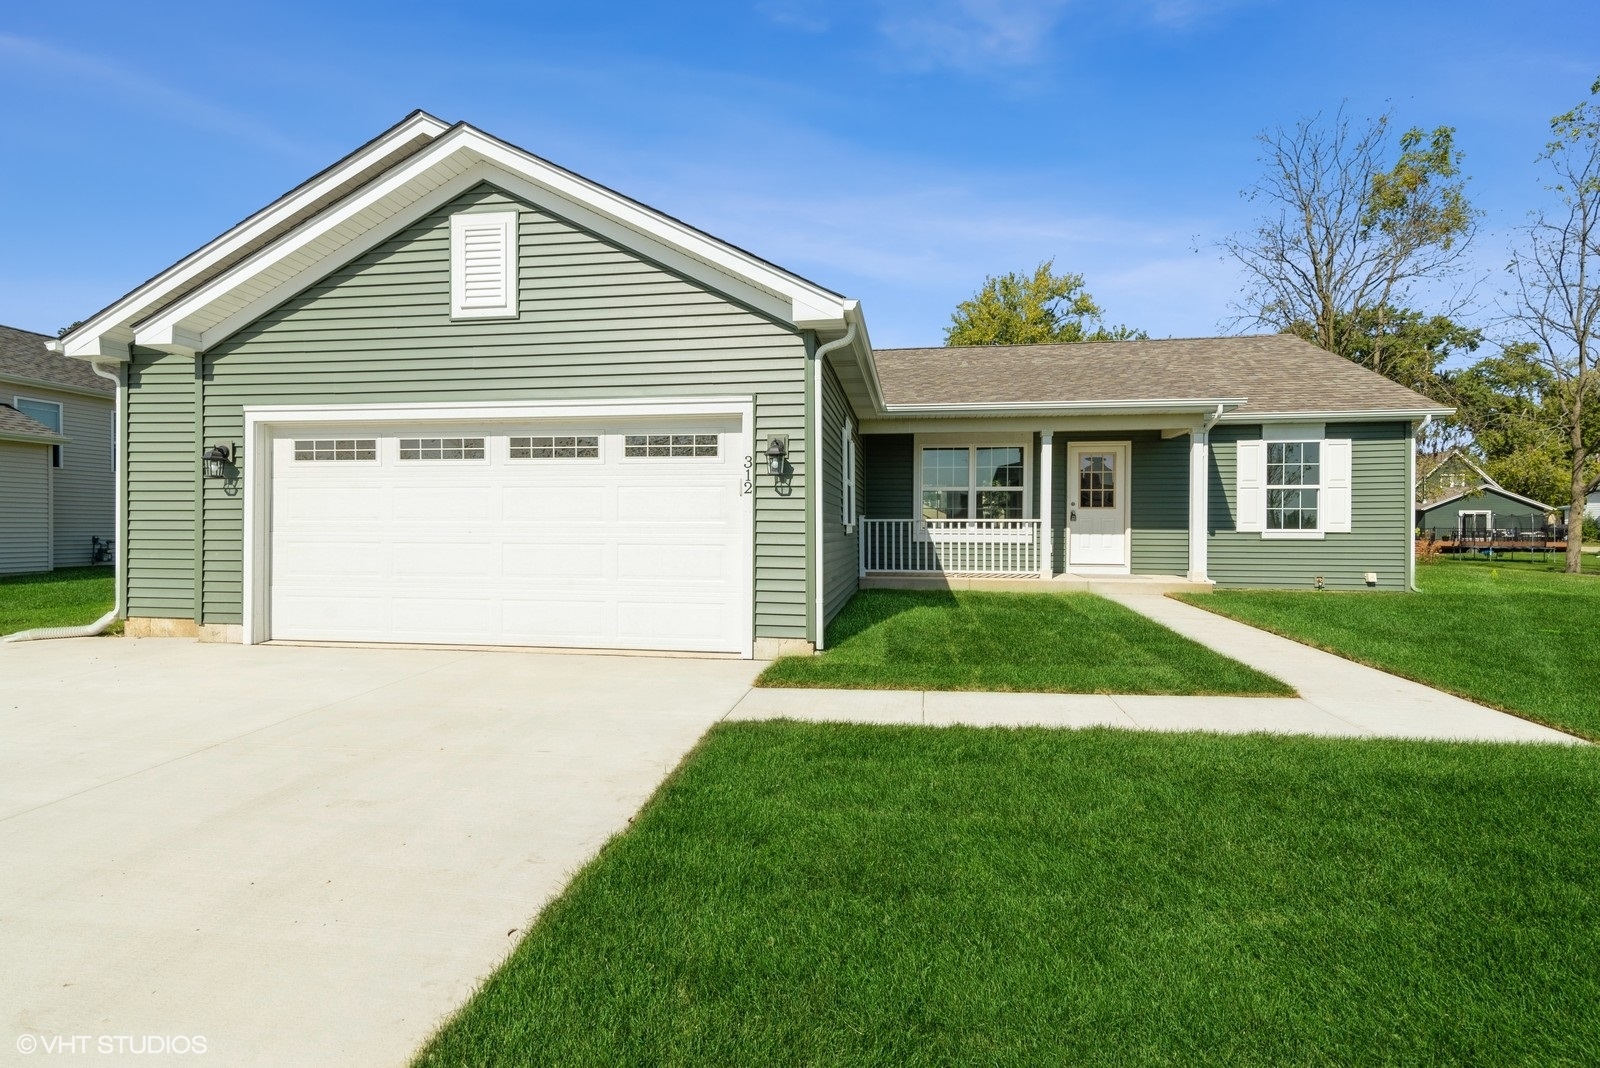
[2,1,1597,347]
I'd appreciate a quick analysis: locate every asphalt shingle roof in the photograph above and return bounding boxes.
[0,402,64,441]
[871,334,1442,416]
[0,324,114,395]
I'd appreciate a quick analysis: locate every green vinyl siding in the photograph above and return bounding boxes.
[1418,488,1550,534]
[125,346,196,617]
[1208,422,1411,590]
[168,182,811,637]
[820,358,860,624]
[862,434,914,519]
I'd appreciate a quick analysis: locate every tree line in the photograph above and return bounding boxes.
[945,79,1600,574]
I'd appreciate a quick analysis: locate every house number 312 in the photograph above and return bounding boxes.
[741,455,753,495]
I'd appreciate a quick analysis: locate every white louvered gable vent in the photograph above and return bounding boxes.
[450,210,519,319]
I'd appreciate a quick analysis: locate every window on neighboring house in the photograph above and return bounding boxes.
[1266,441,1320,531]
[15,397,62,467]
[920,445,1026,521]
[1459,510,1491,536]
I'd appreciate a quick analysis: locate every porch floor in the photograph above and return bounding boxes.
[860,572,1214,595]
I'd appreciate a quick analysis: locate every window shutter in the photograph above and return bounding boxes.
[842,417,857,528]
[450,211,519,319]
[1323,438,1353,533]
[1235,438,1266,532]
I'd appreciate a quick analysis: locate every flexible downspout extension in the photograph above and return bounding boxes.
[3,359,124,643]
[811,318,859,652]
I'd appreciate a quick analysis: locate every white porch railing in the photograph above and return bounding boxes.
[859,518,1042,575]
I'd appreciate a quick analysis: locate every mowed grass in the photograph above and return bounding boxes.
[0,566,114,635]
[415,723,1600,1067]
[1178,559,1600,740]
[757,588,1292,695]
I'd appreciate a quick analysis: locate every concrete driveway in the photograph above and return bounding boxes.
[0,638,761,1067]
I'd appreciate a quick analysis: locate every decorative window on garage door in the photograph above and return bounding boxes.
[509,435,600,459]
[398,437,486,460]
[623,433,719,458]
[294,439,377,461]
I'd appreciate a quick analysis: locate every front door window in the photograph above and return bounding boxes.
[1078,452,1115,509]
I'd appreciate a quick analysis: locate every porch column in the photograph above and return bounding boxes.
[1188,427,1209,581]
[1039,430,1054,578]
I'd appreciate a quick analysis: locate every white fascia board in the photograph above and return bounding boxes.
[860,413,1213,435]
[1422,485,1554,513]
[1219,406,1454,423]
[140,126,853,351]
[61,112,450,361]
[879,398,1245,418]
[57,329,131,363]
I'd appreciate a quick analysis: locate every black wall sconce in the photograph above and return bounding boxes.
[765,435,788,476]
[203,443,235,479]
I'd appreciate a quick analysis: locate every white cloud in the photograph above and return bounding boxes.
[877,0,1071,72]
[757,0,833,33]
[0,33,307,158]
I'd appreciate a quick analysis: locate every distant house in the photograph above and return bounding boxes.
[0,324,115,574]
[1415,451,1552,536]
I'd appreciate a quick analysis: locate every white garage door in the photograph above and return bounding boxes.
[266,417,748,653]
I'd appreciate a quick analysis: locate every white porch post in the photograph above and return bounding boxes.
[1188,427,1209,581]
[1039,430,1054,578]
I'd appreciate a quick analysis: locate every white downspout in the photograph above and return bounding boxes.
[811,318,858,652]
[3,359,124,642]
[1408,415,1430,592]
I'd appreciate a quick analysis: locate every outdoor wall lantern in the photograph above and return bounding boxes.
[765,435,788,476]
[202,444,234,479]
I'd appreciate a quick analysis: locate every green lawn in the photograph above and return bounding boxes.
[0,566,114,635]
[416,723,1600,1067]
[757,588,1292,695]
[1178,559,1600,740]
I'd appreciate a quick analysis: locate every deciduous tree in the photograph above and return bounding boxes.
[1224,110,1477,381]
[945,261,1144,346]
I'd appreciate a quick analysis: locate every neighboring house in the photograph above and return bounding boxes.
[1414,451,1553,536]
[0,324,115,575]
[53,113,1449,656]
[1588,490,1599,523]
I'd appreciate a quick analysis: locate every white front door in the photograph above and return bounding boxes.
[1066,442,1130,573]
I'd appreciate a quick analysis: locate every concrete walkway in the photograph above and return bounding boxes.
[732,596,1580,744]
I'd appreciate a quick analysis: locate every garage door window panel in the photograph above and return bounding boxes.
[294,439,377,462]
[509,435,600,460]
[399,437,486,461]
[623,433,720,459]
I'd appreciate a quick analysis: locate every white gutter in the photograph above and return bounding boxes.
[1217,407,1454,423]
[3,360,123,642]
[880,397,1245,417]
[812,319,859,652]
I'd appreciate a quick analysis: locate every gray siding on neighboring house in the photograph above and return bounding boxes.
[6,383,115,567]
[1418,489,1549,533]
[1208,422,1411,590]
[125,347,197,616]
[0,441,51,575]
[180,183,811,638]
[820,359,861,624]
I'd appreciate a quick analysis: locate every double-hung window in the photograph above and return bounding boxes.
[1266,441,1320,531]
[16,397,63,467]
[919,444,1027,523]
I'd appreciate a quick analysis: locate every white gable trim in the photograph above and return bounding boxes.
[101,123,852,357]
[56,111,451,361]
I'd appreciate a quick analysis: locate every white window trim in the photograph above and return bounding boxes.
[1458,509,1493,534]
[449,209,520,320]
[912,433,1032,540]
[1262,438,1324,540]
[841,416,857,532]
[15,395,64,468]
